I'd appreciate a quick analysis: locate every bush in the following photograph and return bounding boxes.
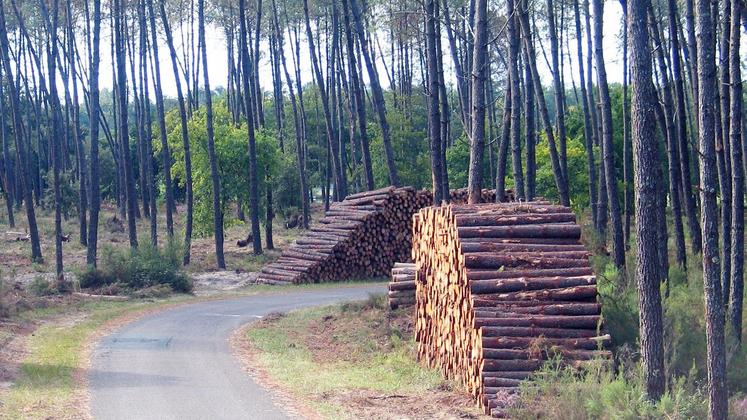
[79,269,115,289]
[509,360,708,420]
[86,243,193,294]
[28,277,56,296]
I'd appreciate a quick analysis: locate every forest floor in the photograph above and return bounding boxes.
[0,201,320,288]
[239,294,487,420]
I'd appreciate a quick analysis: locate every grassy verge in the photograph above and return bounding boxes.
[244,294,484,419]
[0,296,194,419]
[0,281,385,419]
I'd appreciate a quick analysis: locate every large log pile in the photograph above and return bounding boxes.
[388,263,416,309]
[412,202,610,417]
[256,187,432,284]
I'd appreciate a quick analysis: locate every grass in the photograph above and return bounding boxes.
[244,293,465,419]
[0,296,192,419]
[0,281,385,419]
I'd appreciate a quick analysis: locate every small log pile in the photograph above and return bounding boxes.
[412,202,610,417]
[388,263,416,309]
[256,186,432,284]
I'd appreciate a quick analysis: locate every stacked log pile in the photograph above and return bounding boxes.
[412,202,610,417]
[256,187,431,284]
[388,263,416,309]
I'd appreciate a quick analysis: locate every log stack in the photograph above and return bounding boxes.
[388,263,417,309]
[256,186,432,284]
[412,202,610,417]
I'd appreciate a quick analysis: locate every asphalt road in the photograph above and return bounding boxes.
[89,284,385,420]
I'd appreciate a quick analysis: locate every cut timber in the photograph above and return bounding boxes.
[388,262,416,309]
[257,187,515,285]
[412,202,610,417]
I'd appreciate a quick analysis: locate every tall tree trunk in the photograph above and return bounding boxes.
[547,0,568,184]
[592,0,624,268]
[199,0,225,269]
[518,0,570,206]
[159,0,194,263]
[621,7,632,246]
[239,0,262,254]
[650,11,687,267]
[273,0,309,228]
[467,0,487,204]
[138,0,157,246]
[717,0,732,304]
[507,0,524,200]
[524,49,536,201]
[0,4,42,262]
[0,67,13,228]
[628,0,666,400]
[425,0,444,205]
[728,0,744,346]
[86,0,102,266]
[573,0,597,225]
[667,0,702,255]
[302,0,344,201]
[695,0,728,416]
[341,0,373,190]
[496,85,511,201]
[115,0,138,249]
[147,0,174,239]
[41,0,65,283]
[348,0,399,186]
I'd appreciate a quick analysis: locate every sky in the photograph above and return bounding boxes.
[92,4,629,101]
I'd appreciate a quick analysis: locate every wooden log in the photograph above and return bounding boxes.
[474,315,601,329]
[482,335,611,350]
[470,276,597,294]
[455,213,577,227]
[463,254,590,269]
[467,267,594,280]
[389,280,416,291]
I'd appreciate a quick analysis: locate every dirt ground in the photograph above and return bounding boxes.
[0,201,321,285]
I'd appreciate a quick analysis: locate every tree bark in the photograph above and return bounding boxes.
[628,0,666,400]
[592,0,624,268]
[467,0,488,204]
[728,0,744,346]
[507,0,524,200]
[147,0,174,239]
[425,0,444,205]
[695,0,728,415]
[114,0,138,249]
[348,0,399,186]
[239,0,263,254]
[198,0,225,269]
[518,0,569,206]
[159,0,194,262]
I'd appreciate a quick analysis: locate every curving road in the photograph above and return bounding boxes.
[89,284,384,420]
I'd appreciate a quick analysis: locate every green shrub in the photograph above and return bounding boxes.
[79,269,115,289]
[28,277,56,296]
[510,360,708,420]
[94,243,193,294]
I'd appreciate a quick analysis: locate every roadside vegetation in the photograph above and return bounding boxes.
[504,219,747,419]
[244,294,485,419]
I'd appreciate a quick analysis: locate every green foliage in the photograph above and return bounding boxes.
[78,269,115,289]
[41,170,79,217]
[159,102,281,236]
[28,277,56,296]
[535,134,592,209]
[510,360,708,419]
[92,243,192,293]
[446,137,470,188]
